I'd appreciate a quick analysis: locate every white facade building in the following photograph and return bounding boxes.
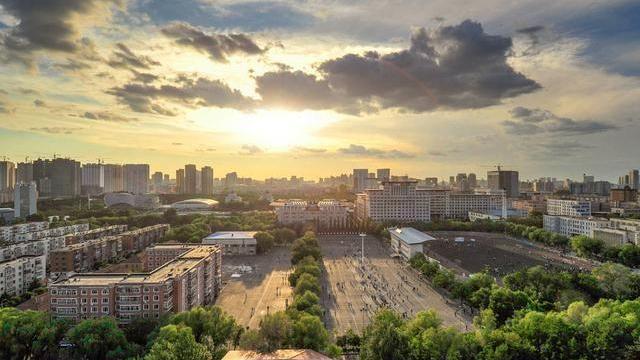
[356,180,431,222]
[389,227,435,259]
[0,255,46,297]
[543,215,608,238]
[202,231,257,255]
[546,199,591,217]
[355,181,506,223]
[276,199,349,229]
[14,181,38,219]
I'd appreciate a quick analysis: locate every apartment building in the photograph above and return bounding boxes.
[0,255,46,297]
[63,225,128,245]
[0,221,49,241]
[543,215,608,238]
[276,199,349,229]
[49,245,221,323]
[143,244,202,271]
[512,198,547,215]
[49,225,169,275]
[546,199,591,217]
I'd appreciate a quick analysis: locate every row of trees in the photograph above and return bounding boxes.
[238,232,341,357]
[359,299,640,360]
[410,252,640,325]
[0,305,242,360]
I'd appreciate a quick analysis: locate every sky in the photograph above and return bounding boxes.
[0,0,639,181]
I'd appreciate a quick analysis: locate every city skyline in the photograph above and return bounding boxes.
[1,1,639,180]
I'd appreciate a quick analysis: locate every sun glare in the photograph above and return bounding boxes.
[191,109,337,152]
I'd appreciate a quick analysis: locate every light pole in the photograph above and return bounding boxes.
[359,233,366,263]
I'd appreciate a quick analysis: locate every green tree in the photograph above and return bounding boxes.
[294,273,321,297]
[66,317,132,360]
[255,231,275,254]
[291,314,329,351]
[169,306,239,358]
[259,312,292,353]
[571,235,604,257]
[360,309,409,360]
[0,308,68,360]
[145,324,211,360]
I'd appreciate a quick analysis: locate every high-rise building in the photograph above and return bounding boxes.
[47,158,81,198]
[185,164,197,194]
[487,169,519,198]
[468,173,477,188]
[81,163,104,195]
[376,168,391,182]
[629,169,639,190]
[152,172,163,186]
[353,169,369,193]
[583,174,594,184]
[163,174,170,182]
[201,166,214,195]
[123,164,149,194]
[16,162,33,184]
[176,169,185,194]
[225,172,238,188]
[14,182,38,218]
[0,161,15,191]
[355,180,431,222]
[103,164,124,193]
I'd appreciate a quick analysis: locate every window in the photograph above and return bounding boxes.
[91,298,98,304]
[102,307,109,313]
[81,298,87,304]
[153,295,159,301]
[91,289,98,295]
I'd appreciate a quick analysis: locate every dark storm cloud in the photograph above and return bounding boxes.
[255,70,357,112]
[502,107,618,136]
[254,20,540,114]
[108,76,255,115]
[0,0,120,66]
[338,144,414,159]
[107,43,161,70]
[161,22,265,62]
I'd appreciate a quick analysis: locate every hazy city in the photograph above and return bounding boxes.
[1,1,640,359]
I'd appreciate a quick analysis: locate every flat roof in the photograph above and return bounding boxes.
[390,227,435,244]
[204,231,257,240]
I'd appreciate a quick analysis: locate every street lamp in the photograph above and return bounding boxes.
[359,233,366,263]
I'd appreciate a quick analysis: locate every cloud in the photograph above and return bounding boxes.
[0,0,120,66]
[171,142,183,146]
[161,22,265,62]
[107,43,161,70]
[108,76,254,115]
[239,144,262,155]
[502,107,618,136]
[30,127,81,134]
[338,144,414,159]
[292,146,327,154]
[0,100,14,114]
[428,150,447,157]
[33,99,46,107]
[254,20,539,114]
[79,111,138,122]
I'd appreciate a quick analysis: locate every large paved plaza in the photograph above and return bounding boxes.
[319,234,471,335]
[215,247,293,329]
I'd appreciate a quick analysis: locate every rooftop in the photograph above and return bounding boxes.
[390,227,436,244]
[204,231,257,240]
[222,350,331,360]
